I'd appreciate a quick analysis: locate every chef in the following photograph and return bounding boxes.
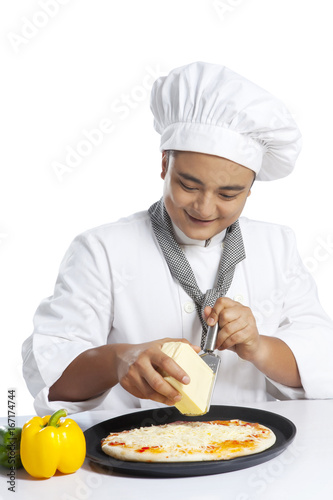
[22,62,333,416]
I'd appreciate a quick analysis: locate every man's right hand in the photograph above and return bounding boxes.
[114,339,200,405]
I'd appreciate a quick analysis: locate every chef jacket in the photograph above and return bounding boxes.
[22,211,333,415]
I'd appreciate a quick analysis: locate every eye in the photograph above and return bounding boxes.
[180,180,197,191]
[219,193,238,200]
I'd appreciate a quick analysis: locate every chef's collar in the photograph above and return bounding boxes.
[172,222,226,248]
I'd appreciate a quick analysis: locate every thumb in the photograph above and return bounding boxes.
[203,305,213,320]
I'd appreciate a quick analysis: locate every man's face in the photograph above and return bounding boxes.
[161,151,254,240]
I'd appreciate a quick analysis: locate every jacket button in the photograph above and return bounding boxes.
[233,294,244,304]
[184,301,195,313]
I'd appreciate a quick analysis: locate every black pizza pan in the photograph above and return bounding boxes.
[84,405,296,478]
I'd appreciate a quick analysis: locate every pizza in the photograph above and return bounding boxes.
[101,419,276,462]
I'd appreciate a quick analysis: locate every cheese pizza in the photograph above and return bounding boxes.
[101,419,276,462]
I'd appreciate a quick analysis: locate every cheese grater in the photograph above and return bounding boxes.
[199,323,221,413]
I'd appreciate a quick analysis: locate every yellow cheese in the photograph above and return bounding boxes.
[161,342,214,416]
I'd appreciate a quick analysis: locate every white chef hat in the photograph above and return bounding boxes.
[150,62,302,181]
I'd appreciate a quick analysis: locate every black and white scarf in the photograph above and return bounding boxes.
[148,199,246,347]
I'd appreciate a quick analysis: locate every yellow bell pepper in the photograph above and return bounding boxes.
[20,409,86,478]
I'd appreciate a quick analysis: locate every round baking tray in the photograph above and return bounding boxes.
[84,405,296,478]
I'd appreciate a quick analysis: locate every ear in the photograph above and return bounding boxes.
[247,173,255,197]
[161,151,168,180]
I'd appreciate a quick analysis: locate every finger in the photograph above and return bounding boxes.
[203,306,213,320]
[127,376,181,406]
[139,349,190,393]
[217,321,250,350]
[143,363,187,403]
[217,297,239,307]
[154,352,191,384]
[205,297,238,326]
[218,308,242,330]
[219,331,247,351]
[122,361,182,403]
[206,308,220,326]
[189,344,201,353]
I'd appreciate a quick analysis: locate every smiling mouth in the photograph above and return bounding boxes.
[186,213,217,224]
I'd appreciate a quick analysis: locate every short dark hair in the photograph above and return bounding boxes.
[164,150,256,186]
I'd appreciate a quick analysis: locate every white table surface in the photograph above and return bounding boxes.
[1,400,332,500]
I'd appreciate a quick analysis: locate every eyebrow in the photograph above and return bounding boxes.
[178,172,246,191]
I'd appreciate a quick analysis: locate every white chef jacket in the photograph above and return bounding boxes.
[22,210,333,415]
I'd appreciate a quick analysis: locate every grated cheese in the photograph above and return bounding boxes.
[103,420,272,456]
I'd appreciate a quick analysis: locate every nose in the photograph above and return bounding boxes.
[192,193,216,220]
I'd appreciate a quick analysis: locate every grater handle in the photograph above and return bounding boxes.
[203,323,219,353]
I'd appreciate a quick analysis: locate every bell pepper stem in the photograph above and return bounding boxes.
[48,409,68,427]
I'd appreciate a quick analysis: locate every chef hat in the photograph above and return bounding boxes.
[150,62,302,181]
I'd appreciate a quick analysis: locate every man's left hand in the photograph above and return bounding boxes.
[204,297,260,361]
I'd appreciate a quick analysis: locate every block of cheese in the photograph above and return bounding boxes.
[161,342,214,416]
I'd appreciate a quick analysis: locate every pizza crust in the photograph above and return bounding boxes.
[101,420,276,463]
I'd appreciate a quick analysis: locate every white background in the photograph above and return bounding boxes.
[0,0,332,417]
